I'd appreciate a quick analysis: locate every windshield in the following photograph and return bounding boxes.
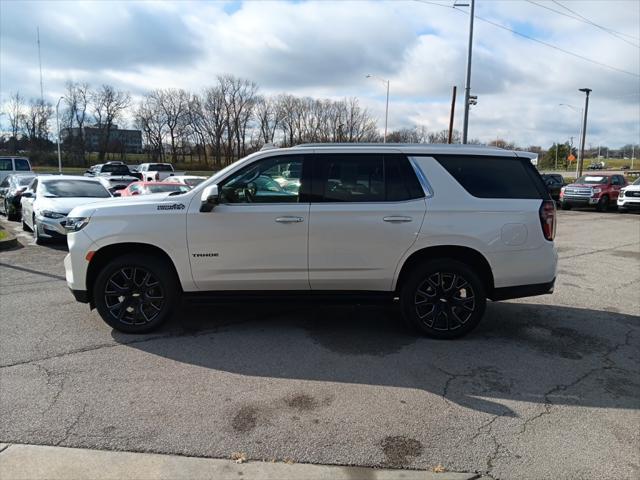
[634,177,640,186]
[41,180,111,198]
[185,178,205,187]
[144,184,190,194]
[17,176,36,186]
[149,164,174,172]
[576,176,608,184]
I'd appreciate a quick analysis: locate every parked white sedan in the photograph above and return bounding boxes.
[163,175,207,188]
[21,176,112,244]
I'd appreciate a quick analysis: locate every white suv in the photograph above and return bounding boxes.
[64,144,558,338]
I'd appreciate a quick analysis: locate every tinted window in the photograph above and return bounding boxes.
[149,164,173,172]
[14,158,30,171]
[221,155,303,204]
[318,154,424,203]
[184,178,205,187]
[435,155,544,199]
[0,159,11,171]
[101,164,130,175]
[40,180,111,198]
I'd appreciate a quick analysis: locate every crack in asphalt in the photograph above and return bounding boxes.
[34,364,67,416]
[560,241,639,260]
[0,444,11,454]
[518,327,635,435]
[56,403,88,446]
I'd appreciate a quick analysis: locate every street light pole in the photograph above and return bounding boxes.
[55,96,64,173]
[577,88,592,178]
[366,74,390,143]
[461,0,475,144]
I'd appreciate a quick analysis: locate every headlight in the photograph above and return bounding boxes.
[592,188,601,194]
[42,210,66,219]
[65,217,90,232]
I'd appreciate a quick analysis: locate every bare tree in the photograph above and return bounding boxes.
[91,84,131,161]
[199,86,227,168]
[5,92,25,152]
[255,96,280,144]
[135,94,165,161]
[152,89,189,163]
[22,98,53,151]
[62,81,90,164]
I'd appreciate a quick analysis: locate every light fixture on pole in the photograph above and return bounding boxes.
[366,74,389,143]
[577,88,592,178]
[56,96,64,173]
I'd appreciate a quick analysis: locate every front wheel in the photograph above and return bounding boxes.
[94,254,179,333]
[596,195,609,212]
[400,259,487,339]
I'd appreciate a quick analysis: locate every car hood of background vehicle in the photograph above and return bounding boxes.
[36,197,111,215]
[566,183,601,189]
[69,192,186,216]
[622,184,640,191]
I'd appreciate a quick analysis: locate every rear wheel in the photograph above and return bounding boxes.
[94,254,179,333]
[400,259,486,339]
[596,195,609,212]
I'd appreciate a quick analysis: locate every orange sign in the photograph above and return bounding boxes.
[567,154,576,163]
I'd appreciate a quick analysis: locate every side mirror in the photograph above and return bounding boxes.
[21,191,33,198]
[200,184,219,212]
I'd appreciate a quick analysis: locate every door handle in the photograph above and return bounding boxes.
[383,216,413,223]
[275,216,304,223]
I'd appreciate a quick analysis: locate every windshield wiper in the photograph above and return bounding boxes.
[168,191,185,196]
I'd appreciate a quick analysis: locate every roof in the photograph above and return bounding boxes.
[286,143,523,157]
[38,175,104,182]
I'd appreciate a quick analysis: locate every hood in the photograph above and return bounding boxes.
[566,183,600,189]
[68,192,192,217]
[35,196,111,215]
[621,184,640,191]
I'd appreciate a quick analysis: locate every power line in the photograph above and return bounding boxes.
[413,0,640,77]
[549,0,640,48]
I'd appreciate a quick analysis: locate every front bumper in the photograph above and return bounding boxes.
[64,229,97,293]
[561,195,599,206]
[36,214,68,239]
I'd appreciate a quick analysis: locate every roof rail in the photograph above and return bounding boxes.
[290,142,497,148]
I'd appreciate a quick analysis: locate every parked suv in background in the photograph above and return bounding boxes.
[560,174,626,211]
[540,173,564,201]
[64,144,557,338]
[0,156,32,184]
[617,177,640,212]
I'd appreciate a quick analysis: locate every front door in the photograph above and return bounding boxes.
[308,153,427,291]
[187,154,311,291]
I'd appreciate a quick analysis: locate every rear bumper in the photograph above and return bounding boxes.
[490,278,555,301]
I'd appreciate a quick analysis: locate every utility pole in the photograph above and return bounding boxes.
[569,136,574,171]
[577,88,591,178]
[632,145,635,169]
[37,26,44,103]
[365,74,390,143]
[461,0,475,144]
[448,86,457,144]
[56,96,64,173]
[555,142,558,170]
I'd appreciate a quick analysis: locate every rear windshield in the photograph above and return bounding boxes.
[41,180,111,198]
[185,178,205,187]
[101,164,131,175]
[434,155,546,199]
[149,164,174,172]
[145,184,190,194]
[576,176,608,184]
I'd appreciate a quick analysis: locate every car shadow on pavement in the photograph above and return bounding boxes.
[112,301,639,417]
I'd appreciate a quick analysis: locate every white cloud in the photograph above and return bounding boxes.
[0,0,638,147]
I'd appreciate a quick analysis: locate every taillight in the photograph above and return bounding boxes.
[539,200,556,241]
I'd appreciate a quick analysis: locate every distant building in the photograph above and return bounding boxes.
[61,125,142,154]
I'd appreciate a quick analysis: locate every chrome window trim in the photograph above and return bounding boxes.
[408,157,434,198]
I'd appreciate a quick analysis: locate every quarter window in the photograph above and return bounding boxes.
[220,155,304,204]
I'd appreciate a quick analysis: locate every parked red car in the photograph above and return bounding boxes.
[560,174,627,211]
[116,181,191,197]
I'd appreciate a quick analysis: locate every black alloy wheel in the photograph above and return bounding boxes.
[401,259,486,339]
[94,254,178,333]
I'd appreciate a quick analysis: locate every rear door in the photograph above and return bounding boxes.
[308,152,427,291]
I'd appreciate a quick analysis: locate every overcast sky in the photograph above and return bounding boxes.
[1,0,639,148]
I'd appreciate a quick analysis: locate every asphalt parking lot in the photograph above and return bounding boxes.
[1,210,639,480]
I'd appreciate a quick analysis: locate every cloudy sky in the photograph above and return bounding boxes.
[1,0,639,148]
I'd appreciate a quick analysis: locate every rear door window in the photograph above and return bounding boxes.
[434,155,546,199]
[14,158,31,171]
[0,159,11,171]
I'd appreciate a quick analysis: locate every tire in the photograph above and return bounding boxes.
[22,215,31,231]
[618,207,628,213]
[560,202,572,210]
[596,195,609,212]
[6,203,17,221]
[93,254,179,333]
[400,259,487,339]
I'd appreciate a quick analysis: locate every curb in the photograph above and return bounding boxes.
[0,443,488,480]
